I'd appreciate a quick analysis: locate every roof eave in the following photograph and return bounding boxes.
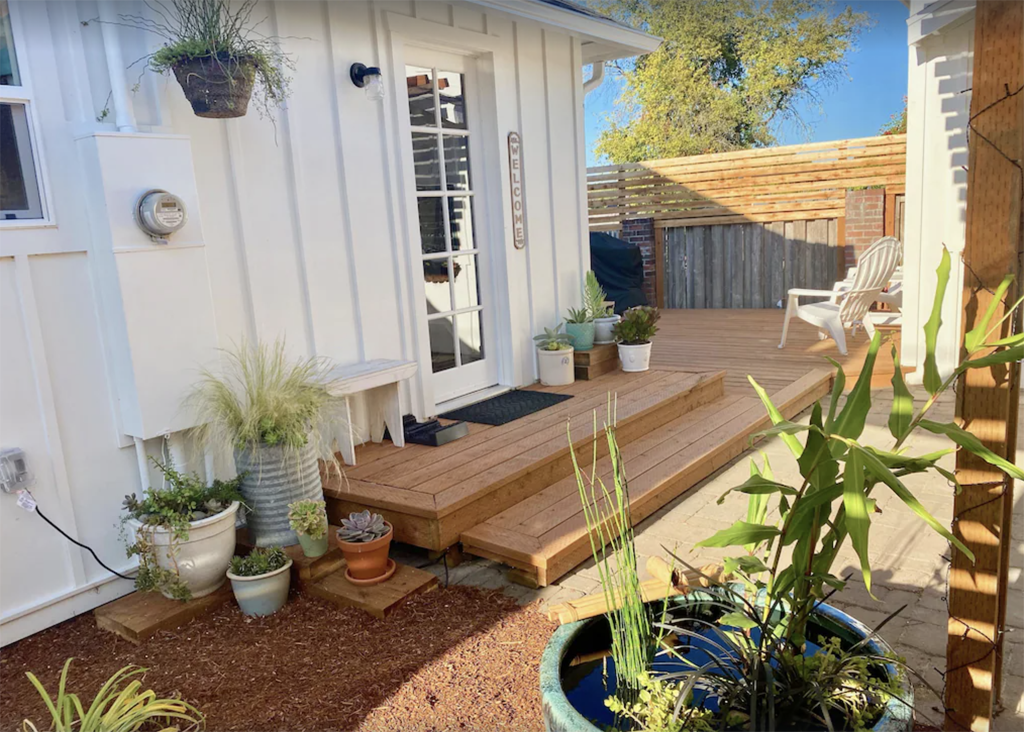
[468,0,661,61]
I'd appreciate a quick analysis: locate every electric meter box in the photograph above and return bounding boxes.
[76,132,219,440]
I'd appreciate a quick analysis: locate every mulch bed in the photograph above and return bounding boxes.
[0,585,556,732]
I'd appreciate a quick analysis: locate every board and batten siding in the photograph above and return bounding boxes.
[0,0,591,643]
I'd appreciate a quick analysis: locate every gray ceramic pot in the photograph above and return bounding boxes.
[234,440,322,547]
[227,559,292,617]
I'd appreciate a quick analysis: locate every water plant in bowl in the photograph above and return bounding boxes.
[187,339,346,547]
[337,510,394,585]
[227,546,292,617]
[542,254,1024,731]
[565,307,596,352]
[612,306,659,373]
[288,498,329,558]
[121,459,243,601]
[586,271,619,344]
[535,324,576,386]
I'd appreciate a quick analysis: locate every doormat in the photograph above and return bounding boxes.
[439,390,573,426]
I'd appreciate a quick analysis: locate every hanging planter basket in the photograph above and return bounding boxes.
[172,55,256,119]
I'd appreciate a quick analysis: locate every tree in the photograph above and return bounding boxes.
[593,0,870,162]
[879,97,907,135]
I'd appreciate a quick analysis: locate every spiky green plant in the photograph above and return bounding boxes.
[569,405,652,701]
[566,306,593,324]
[585,270,613,318]
[22,659,202,732]
[534,324,575,351]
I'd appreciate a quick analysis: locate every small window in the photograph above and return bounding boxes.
[0,0,21,86]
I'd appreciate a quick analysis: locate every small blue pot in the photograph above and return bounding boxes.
[540,596,913,732]
[565,322,595,351]
[227,559,292,617]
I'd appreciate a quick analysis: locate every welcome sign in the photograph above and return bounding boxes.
[508,131,526,249]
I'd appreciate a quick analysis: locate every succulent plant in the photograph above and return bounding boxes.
[338,510,389,543]
[287,498,328,540]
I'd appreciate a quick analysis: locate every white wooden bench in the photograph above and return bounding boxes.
[325,359,417,466]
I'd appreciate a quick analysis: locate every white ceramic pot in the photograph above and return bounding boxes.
[227,559,293,617]
[130,502,240,599]
[594,315,620,344]
[617,342,652,372]
[537,346,575,386]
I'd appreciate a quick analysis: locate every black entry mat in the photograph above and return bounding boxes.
[439,390,573,426]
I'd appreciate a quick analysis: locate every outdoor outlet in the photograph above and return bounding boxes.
[0,447,35,494]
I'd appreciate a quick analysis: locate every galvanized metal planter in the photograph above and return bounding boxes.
[234,440,322,547]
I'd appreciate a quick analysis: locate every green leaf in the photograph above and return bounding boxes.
[824,357,846,429]
[918,420,1024,481]
[755,421,814,438]
[748,375,802,458]
[923,248,951,395]
[888,345,913,441]
[719,611,759,631]
[960,344,1024,370]
[964,275,1016,353]
[695,520,781,549]
[855,445,975,561]
[843,448,874,596]
[799,402,839,489]
[734,479,800,496]
[832,330,881,441]
[723,555,770,576]
[983,332,1024,348]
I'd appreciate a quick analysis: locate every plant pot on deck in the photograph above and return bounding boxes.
[227,559,293,617]
[338,522,394,583]
[297,531,329,558]
[593,315,620,345]
[616,341,652,372]
[129,502,240,600]
[234,441,323,547]
[540,594,913,732]
[565,322,595,351]
[172,55,256,118]
[537,347,575,386]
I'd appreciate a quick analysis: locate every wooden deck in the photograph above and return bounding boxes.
[323,309,889,586]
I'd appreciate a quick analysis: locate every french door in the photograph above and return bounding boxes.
[403,50,499,405]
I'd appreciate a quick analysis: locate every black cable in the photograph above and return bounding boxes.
[33,505,134,581]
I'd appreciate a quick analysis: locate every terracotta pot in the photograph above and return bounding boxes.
[338,522,393,580]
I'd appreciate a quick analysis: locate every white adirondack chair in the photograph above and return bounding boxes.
[778,236,902,356]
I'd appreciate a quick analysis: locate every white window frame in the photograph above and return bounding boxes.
[1,0,54,228]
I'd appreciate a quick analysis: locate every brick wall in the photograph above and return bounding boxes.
[619,217,656,306]
[844,188,885,270]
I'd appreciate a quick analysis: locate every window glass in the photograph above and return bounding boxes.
[1,102,42,219]
[437,71,465,129]
[405,66,435,127]
[428,315,456,373]
[411,133,441,191]
[0,1,20,86]
[443,135,471,191]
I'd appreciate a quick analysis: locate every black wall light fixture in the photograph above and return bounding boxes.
[350,63,384,101]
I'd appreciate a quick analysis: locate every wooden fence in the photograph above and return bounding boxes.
[587,134,906,231]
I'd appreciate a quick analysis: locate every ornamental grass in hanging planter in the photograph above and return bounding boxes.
[118,0,292,121]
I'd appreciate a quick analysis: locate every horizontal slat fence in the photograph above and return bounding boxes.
[588,134,906,231]
[664,219,840,309]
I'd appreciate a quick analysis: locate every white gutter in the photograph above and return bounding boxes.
[98,1,137,132]
[583,60,606,95]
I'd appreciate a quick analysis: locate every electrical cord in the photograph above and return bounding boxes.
[33,504,134,581]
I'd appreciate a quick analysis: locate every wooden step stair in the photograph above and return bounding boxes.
[460,370,832,587]
[574,344,619,380]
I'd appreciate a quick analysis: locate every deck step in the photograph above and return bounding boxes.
[460,369,832,586]
[574,344,619,381]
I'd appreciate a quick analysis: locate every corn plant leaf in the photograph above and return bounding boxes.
[799,403,839,489]
[889,345,914,441]
[733,476,800,496]
[865,446,950,473]
[983,332,1024,348]
[855,445,974,560]
[843,448,874,596]
[724,555,770,576]
[824,357,847,429]
[923,248,951,395]
[756,421,814,438]
[918,420,1024,481]
[964,274,1015,353]
[960,344,1024,370]
[748,375,803,458]
[719,611,760,631]
[832,330,881,441]
[695,520,781,549]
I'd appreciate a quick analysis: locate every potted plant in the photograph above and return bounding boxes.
[540,251,1024,732]
[226,546,292,617]
[534,325,576,386]
[121,460,243,601]
[337,510,394,585]
[564,307,595,352]
[115,0,292,119]
[586,271,619,345]
[612,306,660,372]
[287,498,329,558]
[187,339,346,547]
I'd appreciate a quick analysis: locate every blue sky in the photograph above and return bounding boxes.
[584,0,909,164]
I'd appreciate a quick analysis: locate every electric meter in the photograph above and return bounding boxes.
[134,189,187,243]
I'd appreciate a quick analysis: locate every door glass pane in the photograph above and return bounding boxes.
[458,312,484,365]
[429,315,457,373]
[450,255,480,311]
[417,198,446,255]
[448,198,475,252]
[443,135,471,191]
[1,102,41,218]
[423,260,453,314]
[411,133,440,191]
[0,2,20,86]
[437,71,465,129]
[405,66,435,127]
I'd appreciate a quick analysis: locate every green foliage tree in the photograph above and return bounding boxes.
[593,0,870,162]
[880,97,908,135]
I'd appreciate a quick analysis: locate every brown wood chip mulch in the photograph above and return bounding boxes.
[0,585,557,732]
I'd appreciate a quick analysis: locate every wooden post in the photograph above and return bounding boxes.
[654,226,666,308]
[944,3,1023,730]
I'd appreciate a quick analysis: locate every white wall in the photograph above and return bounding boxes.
[902,1,974,378]
[0,0,594,643]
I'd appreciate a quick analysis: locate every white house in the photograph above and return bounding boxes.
[0,0,657,644]
[901,0,975,380]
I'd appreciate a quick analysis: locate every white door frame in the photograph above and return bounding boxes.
[382,13,522,416]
